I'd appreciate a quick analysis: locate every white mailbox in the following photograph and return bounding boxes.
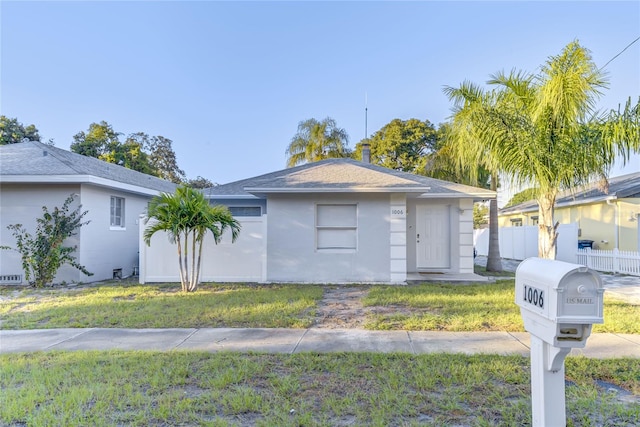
[516,257,604,348]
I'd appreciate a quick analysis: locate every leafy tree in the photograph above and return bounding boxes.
[71,122,185,181]
[355,118,437,173]
[185,176,216,189]
[1,194,92,287]
[0,116,42,144]
[143,186,240,292]
[443,41,640,260]
[473,203,489,229]
[286,117,350,167]
[127,133,185,183]
[71,121,122,158]
[505,188,538,208]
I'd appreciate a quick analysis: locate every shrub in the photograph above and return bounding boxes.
[2,194,92,287]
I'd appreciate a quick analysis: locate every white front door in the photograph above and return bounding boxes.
[416,204,450,269]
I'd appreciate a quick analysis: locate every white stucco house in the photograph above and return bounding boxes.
[141,156,495,284]
[0,140,177,285]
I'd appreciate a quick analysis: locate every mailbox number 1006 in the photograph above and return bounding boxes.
[523,285,544,309]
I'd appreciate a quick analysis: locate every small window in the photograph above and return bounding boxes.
[228,206,262,217]
[316,204,357,250]
[510,218,523,227]
[531,216,539,226]
[110,196,125,228]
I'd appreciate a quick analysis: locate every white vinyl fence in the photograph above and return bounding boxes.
[474,223,579,263]
[139,215,266,283]
[576,248,640,276]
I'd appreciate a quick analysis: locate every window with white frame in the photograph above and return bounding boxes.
[510,218,523,227]
[110,196,125,228]
[316,204,357,250]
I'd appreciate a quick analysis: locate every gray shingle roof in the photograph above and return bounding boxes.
[500,171,640,214]
[0,140,177,194]
[207,158,495,199]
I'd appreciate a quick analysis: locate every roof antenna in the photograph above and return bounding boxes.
[364,92,368,140]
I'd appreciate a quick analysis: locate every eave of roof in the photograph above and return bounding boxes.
[0,175,169,197]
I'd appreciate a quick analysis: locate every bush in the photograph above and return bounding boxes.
[2,194,93,287]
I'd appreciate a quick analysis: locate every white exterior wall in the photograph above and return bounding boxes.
[0,184,82,284]
[458,198,475,274]
[0,183,153,284]
[140,216,266,283]
[78,184,150,281]
[266,194,392,283]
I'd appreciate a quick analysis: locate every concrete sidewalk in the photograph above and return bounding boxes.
[1,328,639,358]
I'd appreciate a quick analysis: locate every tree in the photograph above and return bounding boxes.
[71,122,185,181]
[473,203,489,229]
[185,176,216,189]
[127,133,185,183]
[355,118,437,173]
[71,121,122,159]
[444,41,640,260]
[0,116,42,144]
[1,194,92,287]
[143,186,240,292]
[286,117,350,167]
[505,188,538,208]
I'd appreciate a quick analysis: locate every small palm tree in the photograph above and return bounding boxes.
[286,117,350,167]
[144,186,240,292]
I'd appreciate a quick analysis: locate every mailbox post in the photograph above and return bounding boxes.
[516,258,604,427]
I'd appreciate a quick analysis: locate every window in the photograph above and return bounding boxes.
[316,204,357,250]
[510,218,523,227]
[110,196,125,228]
[228,206,262,217]
[531,216,539,226]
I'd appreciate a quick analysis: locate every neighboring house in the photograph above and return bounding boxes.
[499,172,640,252]
[146,157,493,284]
[0,140,177,285]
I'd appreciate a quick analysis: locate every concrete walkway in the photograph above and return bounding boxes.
[1,328,639,358]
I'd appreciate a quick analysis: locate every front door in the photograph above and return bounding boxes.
[416,204,450,269]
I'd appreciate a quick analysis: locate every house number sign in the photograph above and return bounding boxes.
[390,208,406,218]
[523,284,544,309]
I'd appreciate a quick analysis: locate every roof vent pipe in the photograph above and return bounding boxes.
[362,143,370,164]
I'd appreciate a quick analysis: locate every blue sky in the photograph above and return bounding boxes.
[2,1,639,201]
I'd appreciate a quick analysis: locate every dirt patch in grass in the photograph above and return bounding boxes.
[312,285,417,329]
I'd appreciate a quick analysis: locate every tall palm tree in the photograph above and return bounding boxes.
[286,117,350,167]
[444,41,639,259]
[143,186,240,292]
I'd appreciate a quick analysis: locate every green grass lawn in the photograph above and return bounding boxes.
[0,282,323,330]
[1,279,637,333]
[363,281,640,334]
[1,351,638,426]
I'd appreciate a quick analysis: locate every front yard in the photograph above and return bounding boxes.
[1,279,637,333]
[1,280,638,426]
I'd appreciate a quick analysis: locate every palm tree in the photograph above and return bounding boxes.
[443,41,639,259]
[143,186,240,292]
[286,117,350,167]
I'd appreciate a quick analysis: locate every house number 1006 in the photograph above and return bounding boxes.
[391,209,404,215]
[523,285,544,309]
